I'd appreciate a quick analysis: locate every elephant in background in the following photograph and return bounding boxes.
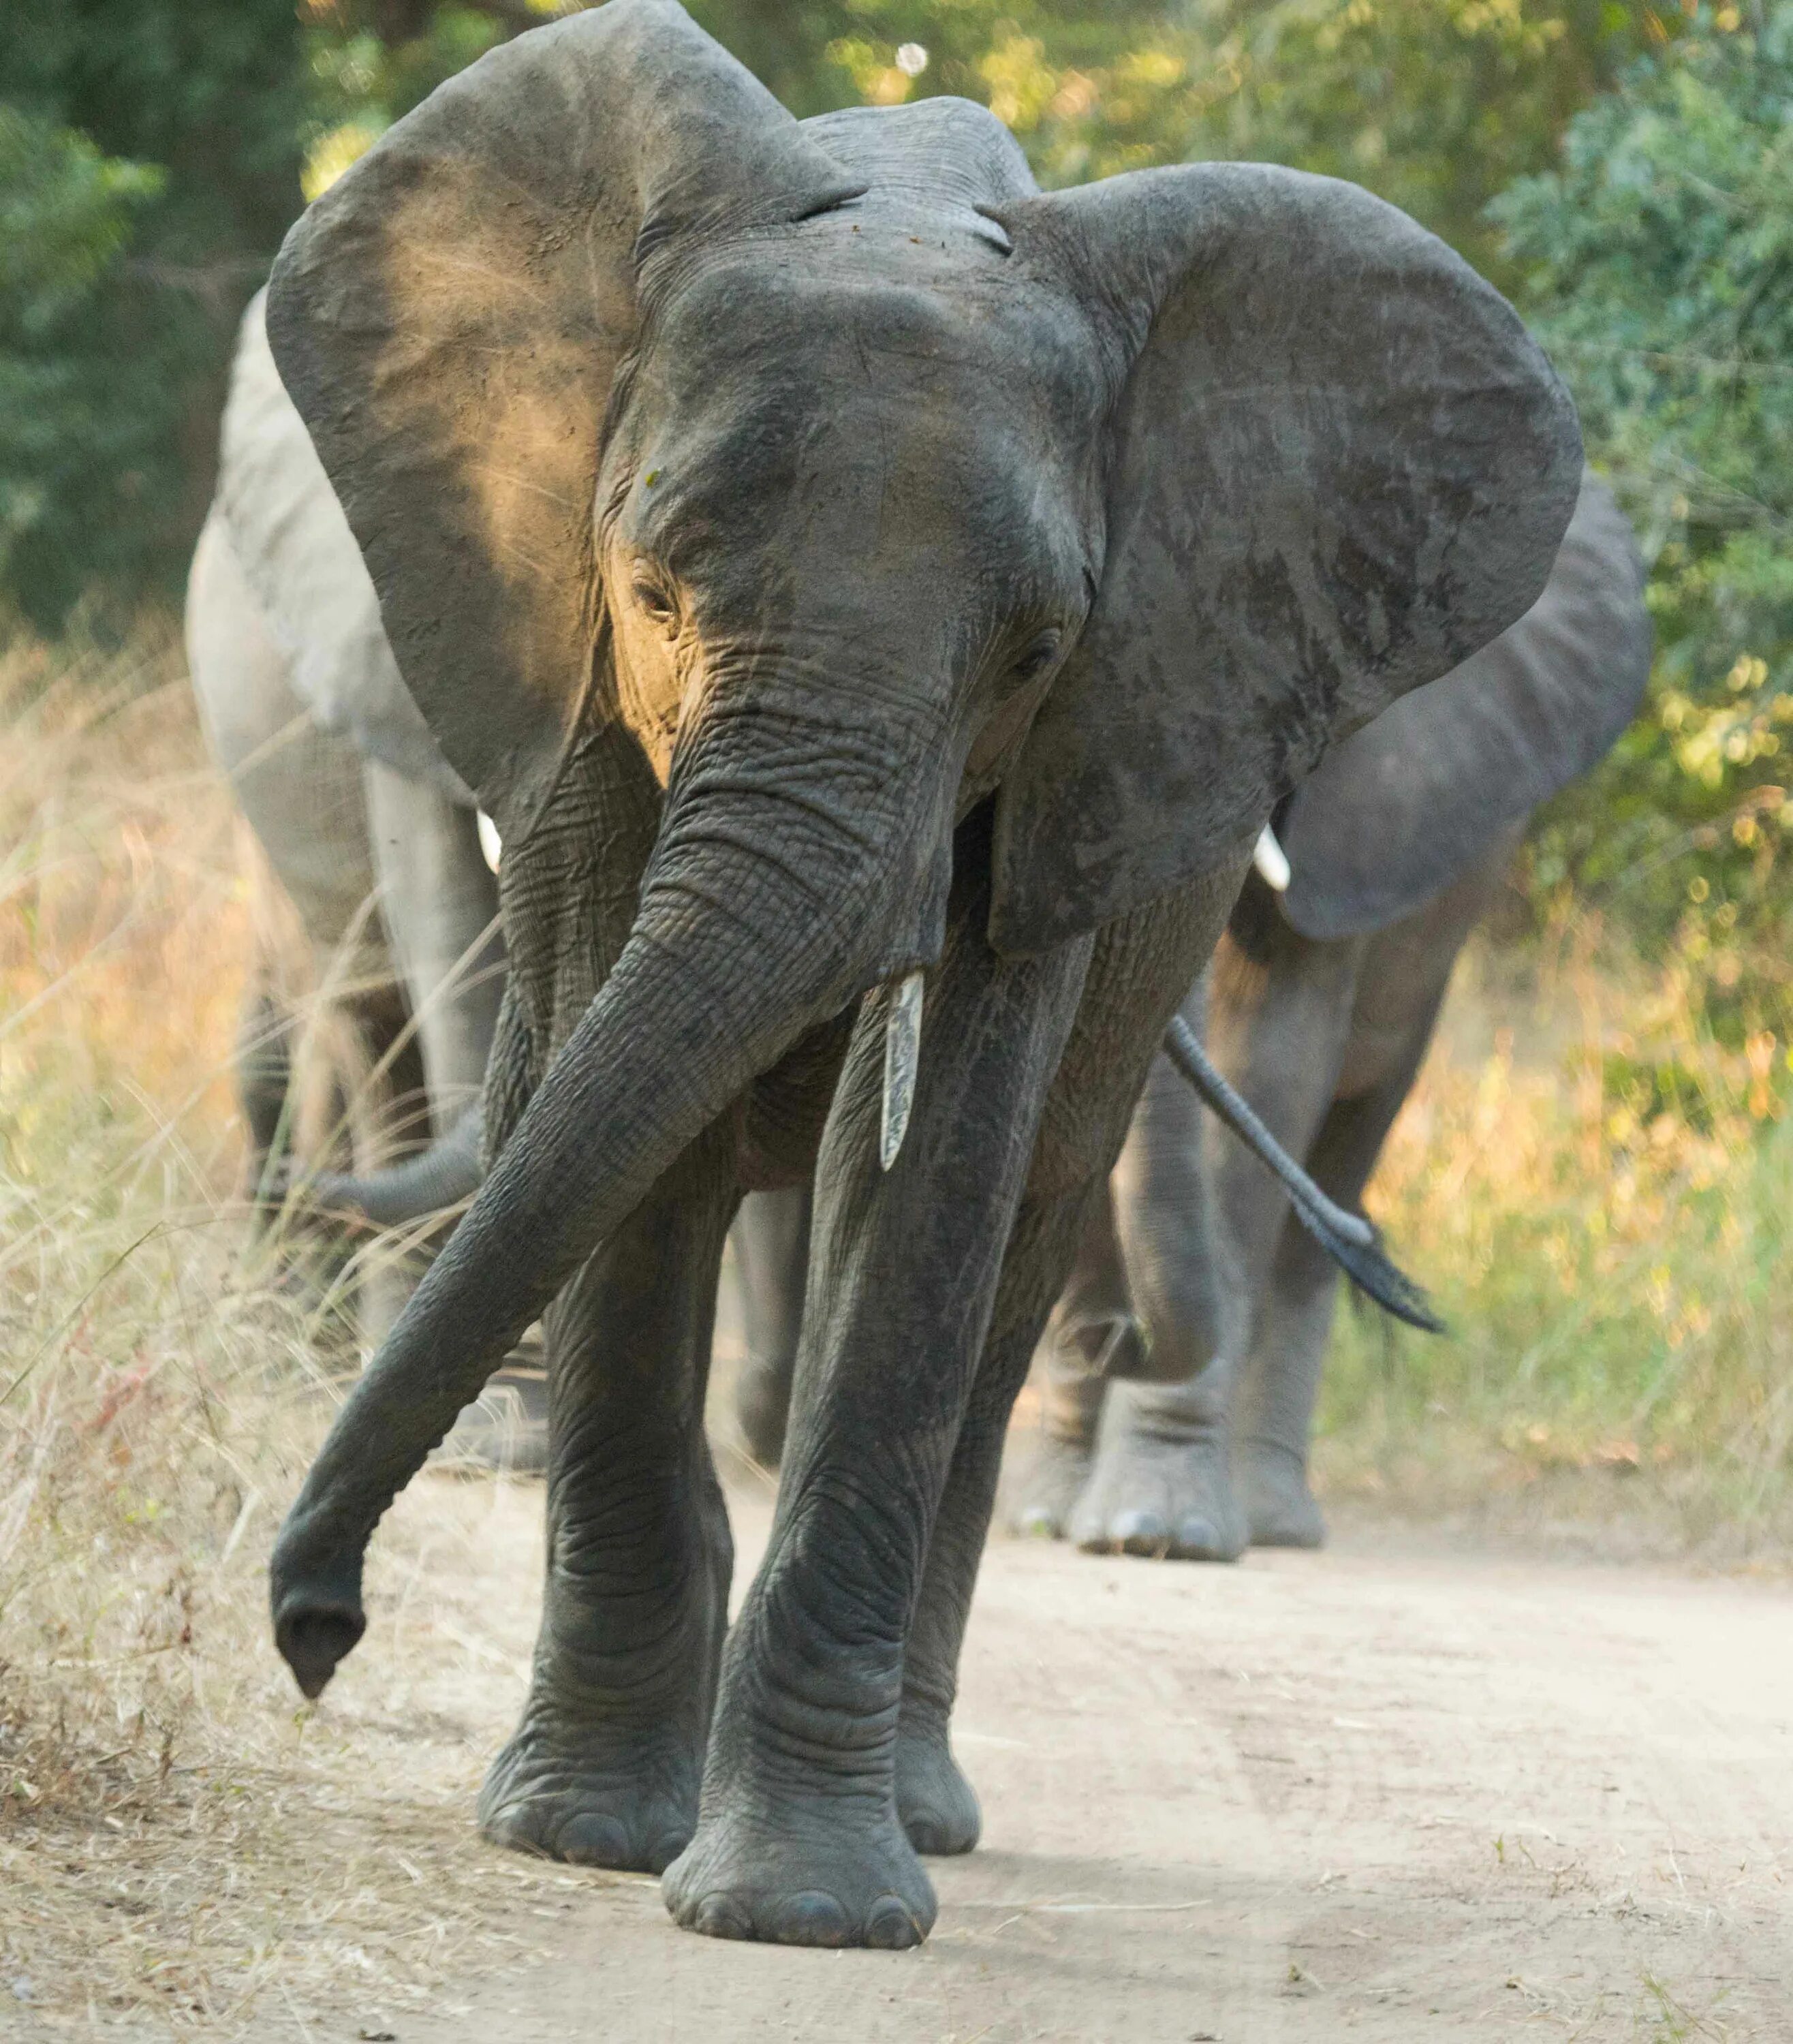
[187,294,514,1387]
[1014,469,1650,1559]
[260,0,1578,1949]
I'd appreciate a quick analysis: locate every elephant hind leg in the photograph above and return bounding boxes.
[1236,985,1448,1549]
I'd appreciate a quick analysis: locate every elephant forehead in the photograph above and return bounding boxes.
[655,234,1097,424]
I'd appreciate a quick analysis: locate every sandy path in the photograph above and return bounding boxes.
[354,1474,1793,2044]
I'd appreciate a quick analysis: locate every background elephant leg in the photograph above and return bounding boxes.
[1008,1181,1136,1539]
[665,833,1094,1949]
[478,1121,736,1874]
[1069,972,1249,1560]
[236,979,294,1229]
[728,1181,812,1468]
[362,762,504,1136]
[1238,972,1453,1547]
[332,977,429,1351]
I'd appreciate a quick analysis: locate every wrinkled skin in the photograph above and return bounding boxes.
[260,0,1578,1951]
[195,297,813,1459]
[1016,473,1651,1557]
[1025,856,1503,1558]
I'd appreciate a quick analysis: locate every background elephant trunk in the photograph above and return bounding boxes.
[269,749,946,1697]
[298,1102,485,1229]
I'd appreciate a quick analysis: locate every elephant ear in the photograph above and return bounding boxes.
[987,164,1582,957]
[264,0,860,823]
[215,292,473,806]
[1279,470,1650,941]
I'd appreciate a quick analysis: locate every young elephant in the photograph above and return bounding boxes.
[262,0,1579,1949]
[1018,471,1651,1559]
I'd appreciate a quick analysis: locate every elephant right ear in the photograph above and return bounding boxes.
[1278,471,1651,940]
[987,165,1583,957]
[264,0,859,821]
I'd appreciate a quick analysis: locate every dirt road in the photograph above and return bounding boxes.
[331,1469,1788,2044]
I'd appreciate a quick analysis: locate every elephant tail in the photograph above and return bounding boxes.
[1161,1015,1444,1333]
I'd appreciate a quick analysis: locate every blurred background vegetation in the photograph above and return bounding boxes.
[7,0,1793,1543]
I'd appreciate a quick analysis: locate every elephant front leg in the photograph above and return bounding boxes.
[662,897,1091,1949]
[898,1186,1102,1855]
[477,1126,736,1873]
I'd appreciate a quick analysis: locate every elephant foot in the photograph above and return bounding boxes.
[1068,1412,1246,1562]
[478,1716,700,1872]
[1007,1433,1093,1539]
[895,1726,981,1856]
[1240,1443,1327,1549]
[663,1797,936,1949]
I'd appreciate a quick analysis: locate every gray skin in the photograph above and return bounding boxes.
[187,297,508,1357]
[198,292,801,1442]
[1014,471,1652,1558]
[258,0,1579,1951]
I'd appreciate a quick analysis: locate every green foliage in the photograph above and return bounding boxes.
[1495,8,1793,1023]
[0,1,305,629]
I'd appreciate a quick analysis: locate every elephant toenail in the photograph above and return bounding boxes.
[691,1893,753,1940]
[773,1891,854,1947]
[1110,1508,1168,1549]
[557,1812,631,1866]
[864,1895,924,1950]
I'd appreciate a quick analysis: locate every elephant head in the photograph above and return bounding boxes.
[264,0,1579,1686]
[1272,469,1651,940]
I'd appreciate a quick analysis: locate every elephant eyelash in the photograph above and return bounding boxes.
[1009,630,1062,685]
[632,571,681,630]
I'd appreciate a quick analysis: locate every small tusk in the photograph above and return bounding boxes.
[476,810,503,874]
[879,970,925,1171]
[1252,823,1290,893]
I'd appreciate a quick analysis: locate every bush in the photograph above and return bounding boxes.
[1497,9,1793,1026]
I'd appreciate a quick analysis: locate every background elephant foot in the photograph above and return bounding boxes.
[431,1349,549,1475]
[663,1795,935,1949]
[477,1714,702,1874]
[733,1356,794,1470]
[1067,1385,1246,1562]
[894,1725,981,1856]
[1239,1441,1328,1549]
[1006,1432,1094,1539]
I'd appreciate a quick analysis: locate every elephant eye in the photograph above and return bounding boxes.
[632,569,680,632]
[1010,630,1061,685]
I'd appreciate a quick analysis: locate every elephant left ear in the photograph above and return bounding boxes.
[987,164,1583,957]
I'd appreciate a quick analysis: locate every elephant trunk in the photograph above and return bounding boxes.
[270,729,947,1697]
[303,1102,486,1229]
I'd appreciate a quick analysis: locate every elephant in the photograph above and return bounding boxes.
[258,0,1580,1950]
[187,292,529,1434]
[1014,469,1650,1560]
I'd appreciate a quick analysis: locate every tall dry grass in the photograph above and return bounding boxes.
[0,628,582,2035]
[1325,929,1793,1558]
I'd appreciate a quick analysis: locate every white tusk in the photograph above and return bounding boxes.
[879,970,925,1171]
[1252,823,1291,893]
[477,810,503,874]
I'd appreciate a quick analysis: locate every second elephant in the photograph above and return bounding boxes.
[1018,468,1651,1558]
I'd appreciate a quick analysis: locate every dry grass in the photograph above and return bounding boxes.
[1324,928,1793,1560]
[0,629,597,2039]
[5,621,1793,2030]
